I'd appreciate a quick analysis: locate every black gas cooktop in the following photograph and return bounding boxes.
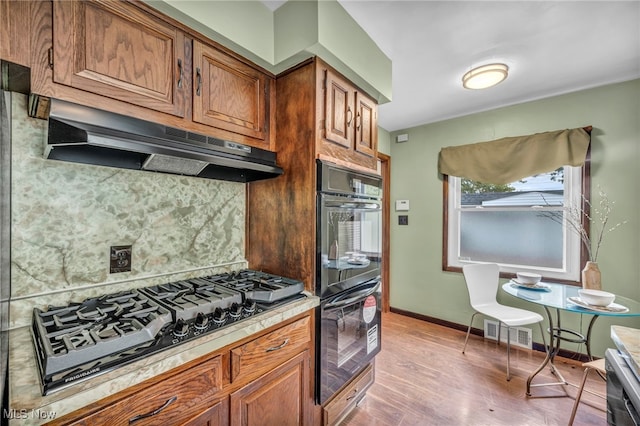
[31,269,305,395]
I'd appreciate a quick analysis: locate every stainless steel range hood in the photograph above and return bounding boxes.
[45,99,283,182]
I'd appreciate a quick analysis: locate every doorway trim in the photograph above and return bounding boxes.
[378,153,390,313]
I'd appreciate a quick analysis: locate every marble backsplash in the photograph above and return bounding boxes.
[9,94,247,328]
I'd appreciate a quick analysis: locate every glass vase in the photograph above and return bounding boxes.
[581,261,602,290]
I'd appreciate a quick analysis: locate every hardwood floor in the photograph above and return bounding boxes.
[342,312,607,426]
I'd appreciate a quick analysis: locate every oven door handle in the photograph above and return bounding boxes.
[324,280,381,310]
[624,397,640,425]
[324,200,381,210]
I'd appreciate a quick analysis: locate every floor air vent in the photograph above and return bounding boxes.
[483,319,532,349]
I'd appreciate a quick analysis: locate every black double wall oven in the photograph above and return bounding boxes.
[316,160,383,405]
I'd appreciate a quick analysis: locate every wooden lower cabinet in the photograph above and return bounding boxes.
[230,350,311,426]
[231,316,310,384]
[182,399,229,426]
[49,355,224,426]
[45,313,314,426]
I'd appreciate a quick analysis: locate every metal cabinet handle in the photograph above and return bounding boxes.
[196,67,202,96]
[346,107,353,127]
[265,338,289,352]
[346,388,358,401]
[129,396,177,424]
[177,59,183,89]
[356,111,361,131]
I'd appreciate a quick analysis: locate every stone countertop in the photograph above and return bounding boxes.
[611,325,640,378]
[8,295,319,425]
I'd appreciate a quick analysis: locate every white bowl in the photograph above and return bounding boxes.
[578,289,615,306]
[516,272,542,285]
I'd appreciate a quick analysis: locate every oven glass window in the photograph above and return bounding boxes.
[336,302,379,367]
[319,288,381,404]
[323,204,381,286]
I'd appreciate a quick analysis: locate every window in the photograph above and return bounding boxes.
[444,166,588,282]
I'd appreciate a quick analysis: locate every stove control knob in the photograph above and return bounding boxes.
[229,302,243,319]
[173,318,189,337]
[243,299,257,314]
[212,307,227,325]
[194,312,209,330]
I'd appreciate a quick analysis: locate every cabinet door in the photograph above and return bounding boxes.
[354,92,378,157]
[0,1,31,66]
[324,68,355,148]
[229,351,310,426]
[183,398,229,426]
[193,40,268,142]
[52,0,188,117]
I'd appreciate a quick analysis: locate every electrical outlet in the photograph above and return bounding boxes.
[398,215,409,225]
[110,245,132,273]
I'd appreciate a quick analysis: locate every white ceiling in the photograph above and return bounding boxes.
[264,1,640,132]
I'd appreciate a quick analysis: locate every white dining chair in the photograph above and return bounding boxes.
[461,263,546,380]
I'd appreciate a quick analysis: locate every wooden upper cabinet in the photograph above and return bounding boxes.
[0,1,31,66]
[321,65,378,166]
[52,0,188,117]
[193,40,269,142]
[355,92,378,157]
[324,69,355,149]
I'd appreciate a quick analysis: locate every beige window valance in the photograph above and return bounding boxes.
[438,127,591,184]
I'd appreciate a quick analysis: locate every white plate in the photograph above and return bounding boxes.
[567,297,629,313]
[510,280,550,291]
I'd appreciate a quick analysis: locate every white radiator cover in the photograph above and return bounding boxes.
[483,319,533,349]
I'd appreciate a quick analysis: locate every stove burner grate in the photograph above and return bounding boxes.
[32,290,172,377]
[31,269,305,395]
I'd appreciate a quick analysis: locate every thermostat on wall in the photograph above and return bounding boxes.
[395,200,410,211]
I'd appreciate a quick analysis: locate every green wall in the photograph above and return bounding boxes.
[389,79,640,357]
[147,0,276,70]
[378,127,391,156]
[147,0,392,104]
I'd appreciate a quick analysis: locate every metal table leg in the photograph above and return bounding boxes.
[526,308,598,395]
[526,306,555,395]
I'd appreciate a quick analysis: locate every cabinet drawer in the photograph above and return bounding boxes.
[323,363,374,426]
[231,316,311,383]
[61,356,223,426]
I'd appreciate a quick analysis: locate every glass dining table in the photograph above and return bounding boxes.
[502,280,640,396]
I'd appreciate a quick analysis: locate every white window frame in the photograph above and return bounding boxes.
[445,166,584,282]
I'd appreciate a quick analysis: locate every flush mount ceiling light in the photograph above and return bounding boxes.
[462,63,509,90]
